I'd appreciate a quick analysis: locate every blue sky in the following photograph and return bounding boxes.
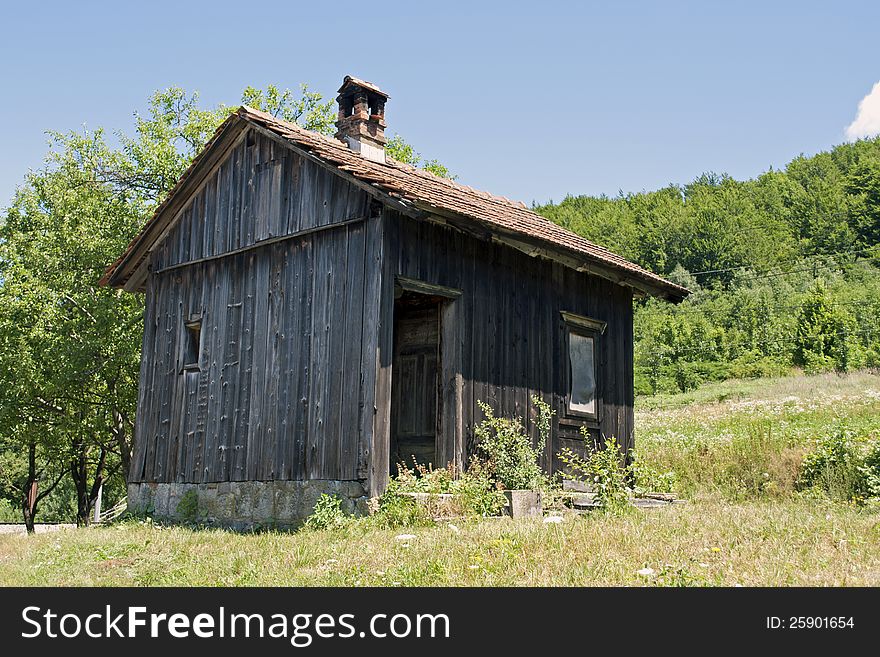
[1,0,879,209]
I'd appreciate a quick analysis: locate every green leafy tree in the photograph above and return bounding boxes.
[385,134,454,179]
[793,280,856,373]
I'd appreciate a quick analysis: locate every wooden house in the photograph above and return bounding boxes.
[102,76,688,525]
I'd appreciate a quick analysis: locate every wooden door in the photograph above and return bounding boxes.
[390,301,440,473]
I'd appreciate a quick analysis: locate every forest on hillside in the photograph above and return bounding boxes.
[535,138,880,394]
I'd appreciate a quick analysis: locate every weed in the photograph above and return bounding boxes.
[302,494,350,531]
[559,433,631,514]
[475,395,552,491]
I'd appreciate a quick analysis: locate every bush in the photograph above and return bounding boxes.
[303,494,350,531]
[388,460,506,518]
[559,433,631,514]
[629,451,677,494]
[368,481,433,529]
[797,429,880,503]
[728,354,791,380]
[474,395,552,490]
[448,460,506,517]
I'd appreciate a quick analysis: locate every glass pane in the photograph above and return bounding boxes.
[569,333,596,415]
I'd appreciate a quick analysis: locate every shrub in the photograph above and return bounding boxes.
[629,451,677,494]
[475,395,552,490]
[368,481,432,529]
[449,460,506,517]
[389,460,506,518]
[175,489,199,523]
[862,441,880,498]
[303,494,350,531]
[797,429,877,502]
[559,433,631,514]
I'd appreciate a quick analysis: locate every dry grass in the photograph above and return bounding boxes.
[2,370,879,587]
[634,370,880,499]
[0,498,878,586]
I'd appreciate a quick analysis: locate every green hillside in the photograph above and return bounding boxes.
[535,137,880,394]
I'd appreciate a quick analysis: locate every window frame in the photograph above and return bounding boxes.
[561,311,606,423]
[181,314,203,373]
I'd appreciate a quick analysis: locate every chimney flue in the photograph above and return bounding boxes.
[335,75,389,164]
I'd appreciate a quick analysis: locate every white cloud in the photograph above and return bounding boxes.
[845,81,880,141]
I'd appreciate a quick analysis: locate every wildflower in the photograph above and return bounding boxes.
[711,547,721,553]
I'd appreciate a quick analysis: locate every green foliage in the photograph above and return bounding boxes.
[450,460,507,517]
[797,429,880,503]
[303,494,351,531]
[538,137,880,395]
[368,481,433,530]
[629,452,677,495]
[240,83,335,135]
[385,134,454,179]
[793,280,858,373]
[474,395,551,491]
[175,489,199,523]
[388,460,506,518]
[559,434,631,514]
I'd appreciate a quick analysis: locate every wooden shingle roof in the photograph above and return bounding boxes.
[102,105,688,300]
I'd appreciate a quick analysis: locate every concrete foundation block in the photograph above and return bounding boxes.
[502,490,543,519]
[126,479,368,529]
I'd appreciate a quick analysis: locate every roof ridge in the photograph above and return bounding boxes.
[104,104,688,299]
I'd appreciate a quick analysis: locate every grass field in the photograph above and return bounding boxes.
[1,371,879,587]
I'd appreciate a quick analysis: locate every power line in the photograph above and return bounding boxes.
[688,246,877,277]
[640,298,877,317]
[637,326,878,362]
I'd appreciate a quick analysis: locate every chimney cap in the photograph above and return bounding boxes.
[337,75,390,99]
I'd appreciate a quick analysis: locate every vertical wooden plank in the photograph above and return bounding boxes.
[361,212,390,494]
[232,252,256,481]
[306,232,330,479]
[263,244,283,478]
[246,249,271,480]
[439,298,463,472]
[129,275,159,482]
[322,228,346,479]
[216,255,241,482]
[339,222,366,479]
[292,237,313,480]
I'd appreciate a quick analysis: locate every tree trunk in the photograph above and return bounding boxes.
[113,408,131,481]
[71,440,107,527]
[22,442,38,534]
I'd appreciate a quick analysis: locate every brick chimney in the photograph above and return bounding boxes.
[335,75,389,164]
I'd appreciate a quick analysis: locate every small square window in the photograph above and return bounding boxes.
[182,319,201,371]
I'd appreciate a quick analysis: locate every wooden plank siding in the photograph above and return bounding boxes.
[130,129,635,491]
[130,131,378,485]
[383,211,634,473]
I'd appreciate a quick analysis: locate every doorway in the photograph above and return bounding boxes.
[390,292,441,475]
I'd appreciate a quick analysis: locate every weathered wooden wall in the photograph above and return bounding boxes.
[129,131,384,485]
[384,211,635,472]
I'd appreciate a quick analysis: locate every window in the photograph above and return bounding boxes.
[182,318,202,371]
[561,311,606,419]
[569,332,596,415]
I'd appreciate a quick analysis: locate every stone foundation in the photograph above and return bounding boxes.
[127,480,369,530]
